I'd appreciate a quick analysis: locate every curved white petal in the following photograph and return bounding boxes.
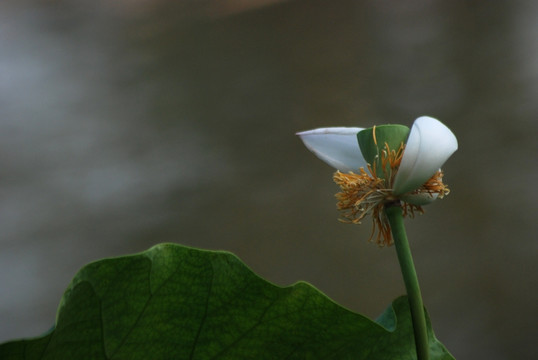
[296,127,367,172]
[393,116,458,195]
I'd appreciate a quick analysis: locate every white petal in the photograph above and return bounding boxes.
[399,192,439,205]
[393,116,458,195]
[296,127,367,172]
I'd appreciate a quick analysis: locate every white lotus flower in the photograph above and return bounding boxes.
[297,116,458,246]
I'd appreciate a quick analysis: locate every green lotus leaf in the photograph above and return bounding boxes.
[0,243,453,359]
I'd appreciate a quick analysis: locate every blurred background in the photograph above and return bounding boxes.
[0,0,536,358]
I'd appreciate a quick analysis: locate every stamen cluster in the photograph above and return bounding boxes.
[333,142,449,246]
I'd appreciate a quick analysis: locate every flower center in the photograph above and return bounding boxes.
[333,141,449,246]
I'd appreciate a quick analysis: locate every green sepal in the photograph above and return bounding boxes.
[357,124,410,179]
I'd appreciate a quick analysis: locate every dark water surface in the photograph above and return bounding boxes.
[1,1,536,358]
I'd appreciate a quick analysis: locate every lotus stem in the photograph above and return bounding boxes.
[385,202,429,360]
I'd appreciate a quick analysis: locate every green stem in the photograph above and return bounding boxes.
[385,203,429,360]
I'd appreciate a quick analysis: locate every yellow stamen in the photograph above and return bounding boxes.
[420,170,450,198]
[333,142,449,247]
